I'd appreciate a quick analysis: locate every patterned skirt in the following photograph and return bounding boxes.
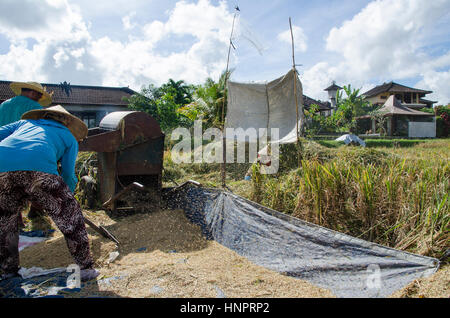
[0,171,93,274]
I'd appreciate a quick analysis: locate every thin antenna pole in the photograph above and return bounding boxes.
[224,12,238,86]
[221,7,239,188]
[289,17,301,166]
[289,17,296,72]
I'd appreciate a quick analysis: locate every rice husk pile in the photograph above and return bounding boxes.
[19,209,335,298]
[390,264,449,298]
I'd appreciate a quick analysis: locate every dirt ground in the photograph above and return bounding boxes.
[19,209,335,298]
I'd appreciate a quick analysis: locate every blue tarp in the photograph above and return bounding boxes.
[0,272,78,298]
[165,185,439,298]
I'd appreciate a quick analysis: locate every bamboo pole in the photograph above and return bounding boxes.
[289,17,301,166]
[221,8,239,188]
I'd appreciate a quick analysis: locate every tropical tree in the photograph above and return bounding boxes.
[177,70,231,129]
[160,79,196,107]
[124,79,195,132]
[337,84,372,117]
[334,84,372,132]
[124,83,159,119]
[423,104,450,137]
[304,104,337,137]
[368,109,388,136]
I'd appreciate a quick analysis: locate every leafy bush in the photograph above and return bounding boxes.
[125,79,195,133]
[364,139,427,148]
[436,112,450,138]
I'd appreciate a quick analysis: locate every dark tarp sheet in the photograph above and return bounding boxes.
[0,272,79,298]
[165,185,440,298]
[0,272,117,298]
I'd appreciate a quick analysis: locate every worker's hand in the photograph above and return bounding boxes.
[80,268,99,282]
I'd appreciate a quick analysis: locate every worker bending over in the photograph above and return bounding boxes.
[0,105,98,281]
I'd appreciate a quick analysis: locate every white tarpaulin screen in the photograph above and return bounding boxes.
[225,69,304,144]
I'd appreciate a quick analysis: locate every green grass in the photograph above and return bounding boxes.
[315,140,344,148]
[364,139,428,148]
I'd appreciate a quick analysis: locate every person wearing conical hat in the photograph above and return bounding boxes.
[0,106,98,281]
[0,81,52,127]
[0,82,54,228]
[0,82,54,227]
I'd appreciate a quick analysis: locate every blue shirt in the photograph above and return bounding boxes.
[0,119,79,192]
[0,96,43,126]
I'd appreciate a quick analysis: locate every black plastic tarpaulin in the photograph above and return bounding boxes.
[164,185,440,298]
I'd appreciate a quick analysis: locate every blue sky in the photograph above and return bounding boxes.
[0,0,449,104]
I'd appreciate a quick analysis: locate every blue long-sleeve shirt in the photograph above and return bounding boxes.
[0,119,79,192]
[0,96,43,126]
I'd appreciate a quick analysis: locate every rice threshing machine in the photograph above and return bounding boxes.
[78,111,165,213]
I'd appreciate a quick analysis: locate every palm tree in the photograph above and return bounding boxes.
[160,79,194,106]
[178,70,232,129]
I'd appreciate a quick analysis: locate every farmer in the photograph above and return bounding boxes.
[0,81,53,222]
[0,105,98,281]
[0,81,52,126]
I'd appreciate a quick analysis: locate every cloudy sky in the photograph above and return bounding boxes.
[0,0,449,104]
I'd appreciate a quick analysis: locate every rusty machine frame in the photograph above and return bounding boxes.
[79,111,165,213]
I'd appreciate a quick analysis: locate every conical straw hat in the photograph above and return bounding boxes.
[22,105,88,141]
[10,81,52,106]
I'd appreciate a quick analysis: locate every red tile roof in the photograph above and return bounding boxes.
[0,80,137,106]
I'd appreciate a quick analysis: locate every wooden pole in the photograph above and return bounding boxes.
[289,17,301,166]
[221,9,238,188]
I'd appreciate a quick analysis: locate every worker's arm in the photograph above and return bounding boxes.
[60,137,79,193]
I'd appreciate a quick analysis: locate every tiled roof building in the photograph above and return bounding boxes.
[303,95,332,115]
[0,80,136,128]
[361,81,436,109]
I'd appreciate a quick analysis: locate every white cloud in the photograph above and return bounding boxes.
[327,0,450,76]
[302,0,450,104]
[277,25,307,53]
[90,0,234,89]
[417,70,450,105]
[70,47,85,59]
[0,0,99,84]
[165,0,231,42]
[0,0,89,43]
[122,11,137,30]
[53,47,70,68]
[0,0,235,89]
[142,21,166,45]
[0,42,47,82]
[301,62,338,101]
